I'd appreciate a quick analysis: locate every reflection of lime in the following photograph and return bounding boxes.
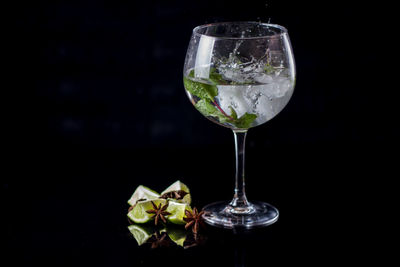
[127,185,160,206]
[164,227,187,247]
[161,180,191,205]
[127,199,167,223]
[166,201,192,225]
[128,224,154,246]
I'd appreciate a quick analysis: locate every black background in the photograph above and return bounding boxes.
[6,0,396,266]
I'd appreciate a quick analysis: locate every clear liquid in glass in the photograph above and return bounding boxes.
[184,67,294,129]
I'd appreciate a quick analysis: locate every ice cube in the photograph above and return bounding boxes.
[272,76,292,97]
[254,73,274,84]
[254,93,274,122]
[217,85,250,118]
[243,84,274,122]
[217,55,261,84]
[220,69,247,84]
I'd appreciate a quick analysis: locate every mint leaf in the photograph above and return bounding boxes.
[183,76,217,101]
[263,63,274,74]
[195,99,228,123]
[183,70,218,101]
[194,99,257,129]
[229,106,238,120]
[195,99,217,116]
[184,68,258,129]
[233,113,257,129]
[209,68,226,85]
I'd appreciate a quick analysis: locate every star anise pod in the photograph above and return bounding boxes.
[145,201,171,226]
[183,207,205,234]
[160,190,188,200]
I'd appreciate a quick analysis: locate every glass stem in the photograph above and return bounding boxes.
[229,130,251,211]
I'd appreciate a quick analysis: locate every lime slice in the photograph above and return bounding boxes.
[127,199,167,224]
[161,180,191,205]
[128,224,154,246]
[181,194,191,205]
[166,201,192,225]
[127,185,160,206]
[161,180,190,194]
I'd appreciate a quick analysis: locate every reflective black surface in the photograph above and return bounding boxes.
[6,143,390,266]
[7,1,395,266]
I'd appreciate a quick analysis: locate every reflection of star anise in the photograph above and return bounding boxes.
[160,190,188,200]
[183,232,207,249]
[183,207,205,234]
[146,201,171,226]
[148,231,171,249]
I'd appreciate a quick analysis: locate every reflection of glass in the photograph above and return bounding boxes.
[128,224,206,249]
[183,22,296,228]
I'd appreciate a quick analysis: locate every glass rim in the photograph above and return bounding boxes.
[192,21,288,40]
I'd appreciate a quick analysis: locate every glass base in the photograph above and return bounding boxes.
[202,201,279,229]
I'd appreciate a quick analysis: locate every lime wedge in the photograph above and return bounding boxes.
[127,199,167,224]
[128,224,154,246]
[181,194,191,205]
[166,201,192,225]
[127,185,160,206]
[161,180,191,205]
[161,180,190,194]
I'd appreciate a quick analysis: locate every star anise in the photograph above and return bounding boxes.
[183,207,205,234]
[145,201,171,226]
[160,190,188,200]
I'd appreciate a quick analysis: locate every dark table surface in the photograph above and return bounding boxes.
[7,1,396,266]
[6,142,393,266]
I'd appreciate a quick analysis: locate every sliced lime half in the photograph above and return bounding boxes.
[161,180,191,205]
[166,201,192,225]
[127,199,167,224]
